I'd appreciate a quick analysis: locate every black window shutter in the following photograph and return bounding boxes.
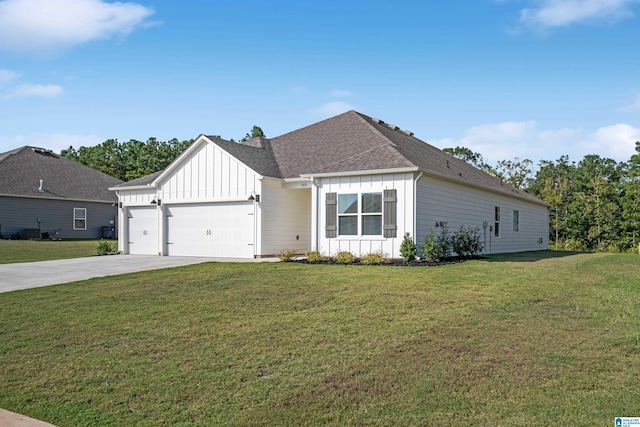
[326,192,337,238]
[383,189,397,238]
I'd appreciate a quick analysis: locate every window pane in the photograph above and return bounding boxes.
[513,210,519,232]
[362,193,382,213]
[338,194,358,214]
[494,222,500,238]
[362,215,382,235]
[338,216,357,235]
[75,219,86,229]
[495,206,501,221]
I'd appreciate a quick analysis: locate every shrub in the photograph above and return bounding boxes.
[10,232,22,240]
[421,228,440,262]
[361,251,389,265]
[422,227,453,262]
[305,250,328,263]
[334,251,356,265]
[96,239,114,255]
[278,248,298,262]
[399,232,417,262]
[451,225,483,257]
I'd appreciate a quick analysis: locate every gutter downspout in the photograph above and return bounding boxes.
[413,172,423,243]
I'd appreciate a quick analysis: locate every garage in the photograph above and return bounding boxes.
[127,206,159,255]
[165,202,255,258]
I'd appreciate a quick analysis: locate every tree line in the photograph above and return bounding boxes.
[60,126,265,182]
[445,142,640,252]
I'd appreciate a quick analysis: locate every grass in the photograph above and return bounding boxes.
[1,251,639,426]
[0,240,101,264]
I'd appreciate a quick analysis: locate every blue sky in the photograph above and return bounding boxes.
[1,0,639,167]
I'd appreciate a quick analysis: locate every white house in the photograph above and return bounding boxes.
[110,111,549,258]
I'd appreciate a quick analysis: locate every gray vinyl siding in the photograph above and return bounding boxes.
[0,196,117,239]
[416,176,549,254]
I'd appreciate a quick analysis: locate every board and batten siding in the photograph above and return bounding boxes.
[0,196,117,239]
[259,179,311,256]
[158,141,259,203]
[316,172,414,258]
[416,175,549,254]
[115,139,263,255]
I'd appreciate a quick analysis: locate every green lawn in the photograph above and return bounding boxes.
[1,252,639,426]
[0,240,103,264]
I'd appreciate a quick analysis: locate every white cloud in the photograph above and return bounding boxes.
[330,89,352,98]
[518,0,639,29]
[0,68,20,86]
[10,83,64,97]
[620,94,640,112]
[0,133,103,154]
[314,101,355,117]
[0,0,155,53]
[432,120,640,165]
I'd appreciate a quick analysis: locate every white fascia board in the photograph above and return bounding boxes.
[108,184,156,191]
[299,166,419,179]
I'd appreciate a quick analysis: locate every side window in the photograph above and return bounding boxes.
[513,210,519,232]
[361,193,382,235]
[74,208,87,230]
[338,193,358,235]
[494,206,501,238]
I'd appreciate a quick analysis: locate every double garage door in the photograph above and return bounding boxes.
[127,202,255,258]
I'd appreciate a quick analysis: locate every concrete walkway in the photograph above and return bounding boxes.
[0,254,279,293]
[0,409,57,427]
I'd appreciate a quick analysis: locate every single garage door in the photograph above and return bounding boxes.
[166,202,254,258]
[127,206,159,255]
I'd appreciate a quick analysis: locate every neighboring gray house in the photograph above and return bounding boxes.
[112,110,550,258]
[0,146,123,239]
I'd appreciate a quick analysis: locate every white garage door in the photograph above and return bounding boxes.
[127,206,159,255]
[166,202,255,258]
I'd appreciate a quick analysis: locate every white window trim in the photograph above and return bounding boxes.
[337,191,383,237]
[513,210,520,232]
[74,208,87,230]
[494,206,501,238]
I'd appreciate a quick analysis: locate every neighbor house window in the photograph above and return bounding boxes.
[74,208,87,230]
[337,192,382,236]
[513,210,519,232]
[494,206,501,238]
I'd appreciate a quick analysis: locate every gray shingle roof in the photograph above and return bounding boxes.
[0,146,123,202]
[207,137,281,178]
[114,110,547,206]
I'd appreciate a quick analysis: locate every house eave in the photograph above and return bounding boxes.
[300,166,419,179]
[0,193,116,204]
[108,184,157,191]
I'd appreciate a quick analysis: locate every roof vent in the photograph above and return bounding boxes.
[38,179,44,192]
[403,130,414,136]
[372,118,385,124]
[387,123,400,131]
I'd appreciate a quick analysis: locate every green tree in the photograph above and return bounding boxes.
[494,157,534,190]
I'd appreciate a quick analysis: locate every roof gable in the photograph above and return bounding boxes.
[0,146,123,202]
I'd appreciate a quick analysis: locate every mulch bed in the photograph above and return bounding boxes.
[289,257,479,266]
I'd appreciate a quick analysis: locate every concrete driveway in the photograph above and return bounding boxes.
[0,255,278,293]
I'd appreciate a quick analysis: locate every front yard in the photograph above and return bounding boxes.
[1,252,639,425]
[0,240,103,264]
